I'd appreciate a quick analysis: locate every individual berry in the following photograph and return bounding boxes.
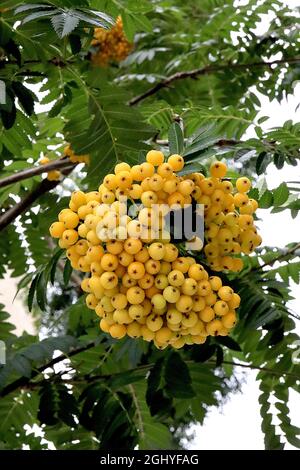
[148,242,165,261]
[146,150,164,166]
[210,161,227,178]
[156,327,172,344]
[172,257,190,273]
[154,274,169,290]
[101,253,119,271]
[188,264,205,281]
[128,304,144,320]
[151,293,167,310]
[49,221,65,238]
[176,295,193,313]
[204,319,222,336]
[86,293,98,309]
[167,308,182,324]
[114,162,131,174]
[221,311,237,328]
[62,229,78,245]
[141,191,158,207]
[127,322,142,338]
[128,261,145,280]
[109,323,126,339]
[138,273,154,290]
[214,300,229,316]
[218,286,234,301]
[140,162,155,178]
[146,314,163,332]
[168,154,184,171]
[145,259,161,275]
[168,270,185,287]
[163,286,180,303]
[181,278,198,296]
[127,286,145,304]
[236,177,251,193]
[119,251,134,267]
[157,163,173,179]
[199,306,215,322]
[182,311,198,328]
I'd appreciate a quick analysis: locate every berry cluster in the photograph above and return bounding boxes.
[39,157,60,181]
[49,151,248,349]
[64,145,90,165]
[91,16,133,66]
[195,162,262,272]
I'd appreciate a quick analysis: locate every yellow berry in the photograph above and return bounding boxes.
[140,162,155,178]
[127,286,145,304]
[100,272,118,289]
[59,209,79,229]
[101,253,119,271]
[206,319,223,336]
[128,261,145,280]
[109,324,127,339]
[214,300,229,316]
[157,163,173,179]
[167,270,184,287]
[163,286,180,303]
[49,221,65,238]
[114,162,131,174]
[188,264,205,281]
[151,293,166,310]
[228,293,241,309]
[176,295,193,313]
[221,311,237,328]
[146,150,164,166]
[127,322,141,338]
[86,293,98,309]
[103,174,117,190]
[111,293,128,310]
[233,192,249,207]
[100,318,111,333]
[197,280,212,296]
[182,311,198,328]
[156,327,172,344]
[218,286,234,301]
[168,154,184,171]
[113,309,132,324]
[124,238,142,255]
[236,177,251,193]
[146,314,163,332]
[148,242,165,261]
[199,306,215,322]
[210,161,227,178]
[119,251,134,267]
[181,278,198,295]
[192,295,206,312]
[62,229,78,245]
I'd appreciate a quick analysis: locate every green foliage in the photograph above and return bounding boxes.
[0,0,299,451]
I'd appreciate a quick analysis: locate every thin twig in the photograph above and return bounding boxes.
[2,343,299,398]
[255,243,300,271]
[0,341,98,398]
[129,57,300,106]
[0,159,76,189]
[0,166,74,232]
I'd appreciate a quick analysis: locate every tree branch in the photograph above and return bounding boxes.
[0,340,98,398]
[129,56,300,106]
[0,166,74,232]
[2,341,299,398]
[0,159,76,189]
[255,243,300,271]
